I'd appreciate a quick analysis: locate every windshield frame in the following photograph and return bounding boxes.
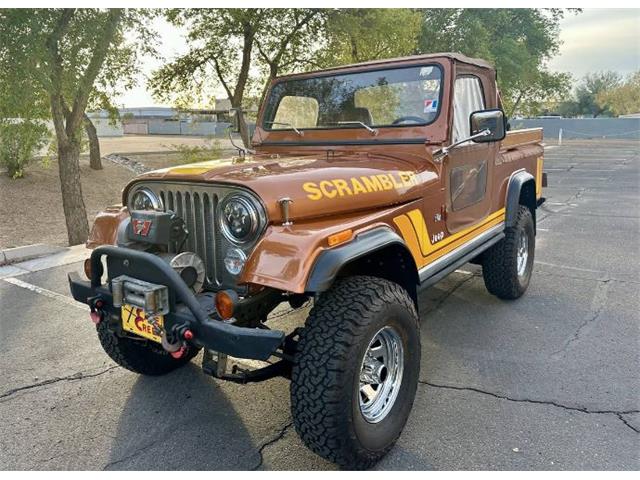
[260,62,445,134]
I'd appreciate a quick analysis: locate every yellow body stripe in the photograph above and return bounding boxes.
[393,208,506,269]
[536,157,544,198]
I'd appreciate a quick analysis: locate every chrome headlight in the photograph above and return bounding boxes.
[130,187,163,211]
[219,193,261,244]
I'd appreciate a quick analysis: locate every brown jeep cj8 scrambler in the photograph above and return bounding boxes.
[69,53,545,468]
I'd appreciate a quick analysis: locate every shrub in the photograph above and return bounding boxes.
[0,120,49,178]
[167,137,225,165]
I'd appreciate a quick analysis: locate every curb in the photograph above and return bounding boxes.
[0,244,66,267]
[0,244,90,280]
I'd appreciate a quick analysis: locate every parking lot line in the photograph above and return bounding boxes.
[3,277,87,311]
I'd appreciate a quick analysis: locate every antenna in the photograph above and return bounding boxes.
[227,108,256,157]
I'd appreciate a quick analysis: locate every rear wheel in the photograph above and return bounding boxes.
[97,321,199,376]
[482,205,535,299]
[290,276,420,469]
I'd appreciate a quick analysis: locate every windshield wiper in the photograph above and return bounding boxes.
[264,121,303,136]
[330,121,378,136]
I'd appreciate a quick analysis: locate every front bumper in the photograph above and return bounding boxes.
[68,245,285,361]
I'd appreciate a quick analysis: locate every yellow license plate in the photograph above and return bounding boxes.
[121,305,164,343]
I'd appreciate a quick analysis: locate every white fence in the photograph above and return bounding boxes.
[514,118,640,141]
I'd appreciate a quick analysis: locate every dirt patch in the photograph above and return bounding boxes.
[125,152,195,171]
[0,158,135,249]
[0,133,241,249]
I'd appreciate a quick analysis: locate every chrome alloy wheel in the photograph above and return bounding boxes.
[358,326,405,423]
[516,232,529,277]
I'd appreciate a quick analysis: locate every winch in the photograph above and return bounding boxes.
[123,209,206,295]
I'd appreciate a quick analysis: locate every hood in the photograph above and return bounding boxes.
[130,152,438,223]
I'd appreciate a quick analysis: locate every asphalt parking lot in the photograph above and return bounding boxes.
[0,140,638,470]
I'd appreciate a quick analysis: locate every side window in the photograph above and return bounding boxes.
[450,162,488,211]
[452,76,485,143]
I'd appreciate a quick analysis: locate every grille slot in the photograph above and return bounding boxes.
[159,187,219,288]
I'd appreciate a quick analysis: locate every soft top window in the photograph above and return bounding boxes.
[263,64,443,132]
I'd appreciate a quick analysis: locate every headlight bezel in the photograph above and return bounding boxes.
[218,192,263,246]
[129,186,164,212]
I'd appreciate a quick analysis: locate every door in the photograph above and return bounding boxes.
[444,75,497,232]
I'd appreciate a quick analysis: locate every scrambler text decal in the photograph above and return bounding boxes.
[303,171,417,200]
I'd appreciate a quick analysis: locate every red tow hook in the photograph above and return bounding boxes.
[170,346,187,359]
[169,330,195,359]
[90,299,104,325]
[90,311,102,325]
[170,329,194,359]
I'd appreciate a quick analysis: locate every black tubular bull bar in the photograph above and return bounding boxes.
[68,245,285,361]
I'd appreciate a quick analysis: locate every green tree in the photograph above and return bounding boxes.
[576,71,623,117]
[149,8,324,147]
[417,9,577,116]
[82,20,157,169]
[0,9,155,244]
[596,71,640,117]
[317,9,422,66]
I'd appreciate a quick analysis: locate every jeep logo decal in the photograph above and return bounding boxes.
[132,219,152,236]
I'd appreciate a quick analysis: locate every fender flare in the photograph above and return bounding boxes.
[305,227,415,293]
[505,169,536,230]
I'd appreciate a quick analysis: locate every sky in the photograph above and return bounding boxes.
[117,8,640,108]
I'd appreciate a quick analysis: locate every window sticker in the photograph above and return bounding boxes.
[424,99,438,113]
[419,66,434,77]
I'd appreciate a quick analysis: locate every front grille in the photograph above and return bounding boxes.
[130,181,266,292]
[158,186,220,288]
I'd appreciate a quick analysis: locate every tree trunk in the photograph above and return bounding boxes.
[83,114,102,170]
[235,105,251,148]
[57,139,90,245]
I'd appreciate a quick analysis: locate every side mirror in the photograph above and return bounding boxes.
[470,109,507,143]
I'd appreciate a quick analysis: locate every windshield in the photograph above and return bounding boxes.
[262,64,443,132]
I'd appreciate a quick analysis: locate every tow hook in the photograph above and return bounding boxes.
[161,327,194,359]
[170,346,187,359]
[161,331,182,353]
[89,298,105,325]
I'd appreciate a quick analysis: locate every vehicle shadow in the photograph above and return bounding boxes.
[105,360,264,470]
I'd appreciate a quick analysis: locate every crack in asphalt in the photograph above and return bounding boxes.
[549,211,640,219]
[617,414,640,434]
[102,439,160,470]
[420,381,639,433]
[251,420,294,470]
[535,270,640,285]
[0,365,119,401]
[550,280,610,359]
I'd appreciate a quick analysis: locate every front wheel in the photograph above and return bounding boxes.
[290,276,420,469]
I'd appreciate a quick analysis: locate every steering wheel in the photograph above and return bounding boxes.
[391,116,425,125]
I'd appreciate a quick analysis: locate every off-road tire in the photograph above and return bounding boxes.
[97,320,199,376]
[291,276,420,469]
[482,205,535,299]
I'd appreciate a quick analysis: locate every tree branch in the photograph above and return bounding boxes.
[45,9,75,144]
[68,9,123,134]
[211,56,233,102]
[231,20,255,105]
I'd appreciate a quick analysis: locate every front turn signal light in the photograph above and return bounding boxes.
[327,229,353,247]
[84,258,92,280]
[215,289,238,320]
